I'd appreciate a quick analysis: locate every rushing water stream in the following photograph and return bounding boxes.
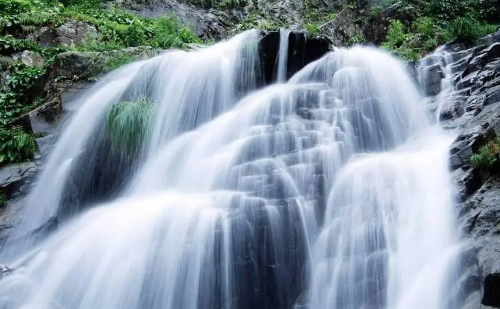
[0,30,461,309]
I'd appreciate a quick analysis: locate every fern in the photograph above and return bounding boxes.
[471,142,498,169]
[0,126,37,166]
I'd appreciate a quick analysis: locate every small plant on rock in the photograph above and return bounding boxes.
[0,126,37,166]
[471,141,499,170]
[106,96,154,159]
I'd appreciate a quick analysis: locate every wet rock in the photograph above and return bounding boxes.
[485,85,500,106]
[319,8,360,47]
[483,270,500,307]
[45,47,159,82]
[478,30,500,46]
[423,63,445,96]
[0,162,37,200]
[451,38,500,308]
[259,31,330,85]
[11,50,46,68]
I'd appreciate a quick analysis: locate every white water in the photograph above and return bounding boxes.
[417,47,455,123]
[4,30,261,247]
[0,31,460,309]
[277,28,291,83]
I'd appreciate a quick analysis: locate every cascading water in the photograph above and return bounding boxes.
[277,28,291,83]
[0,30,462,309]
[1,30,261,256]
[417,47,456,123]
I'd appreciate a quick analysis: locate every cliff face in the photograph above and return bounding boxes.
[418,31,500,309]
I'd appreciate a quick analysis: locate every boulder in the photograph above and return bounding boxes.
[11,50,46,68]
[319,7,361,47]
[0,162,37,200]
[44,47,159,83]
[124,0,236,40]
[29,21,99,48]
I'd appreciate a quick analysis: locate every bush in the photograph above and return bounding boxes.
[305,23,320,36]
[471,141,499,170]
[445,15,498,43]
[381,20,419,60]
[0,0,32,15]
[348,33,365,45]
[0,126,37,166]
[383,20,409,48]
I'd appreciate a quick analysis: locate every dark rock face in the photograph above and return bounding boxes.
[427,30,500,309]
[124,0,235,40]
[259,31,330,85]
[0,162,37,200]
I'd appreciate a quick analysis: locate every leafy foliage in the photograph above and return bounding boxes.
[380,0,499,59]
[0,61,45,124]
[471,141,499,170]
[348,33,365,45]
[0,35,38,55]
[0,126,37,166]
[106,97,154,159]
[305,23,320,36]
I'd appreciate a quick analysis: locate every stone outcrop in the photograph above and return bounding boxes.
[259,31,330,84]
[27,20,99,48]
[123,0,236,40]
[421,30,500,309]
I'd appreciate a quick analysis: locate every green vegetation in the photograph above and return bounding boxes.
[0,126,37,166]
[348,33,365,45]
[202,0,247,9]
[378,0,499,60]
[0,192,6,208]
[106,96,154,159]
[471,139,500,171]
[105,54,136,71]
[0,0,201,166]
[236,11,289,32]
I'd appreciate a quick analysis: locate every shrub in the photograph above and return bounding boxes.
[471,141,499,170]
[0,126,37,166]
[444,15,498,43]
[0,0,32,16]
[348,33,365,45]
[106,96,154,159]
[153,15,201,49]
[305,23,320,36]
[383,20,409,48]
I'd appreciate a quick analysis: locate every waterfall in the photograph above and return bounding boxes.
[2,30,261,254]
[417,47,456,123]
[277,28,291,83]
[0,31,461,309]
